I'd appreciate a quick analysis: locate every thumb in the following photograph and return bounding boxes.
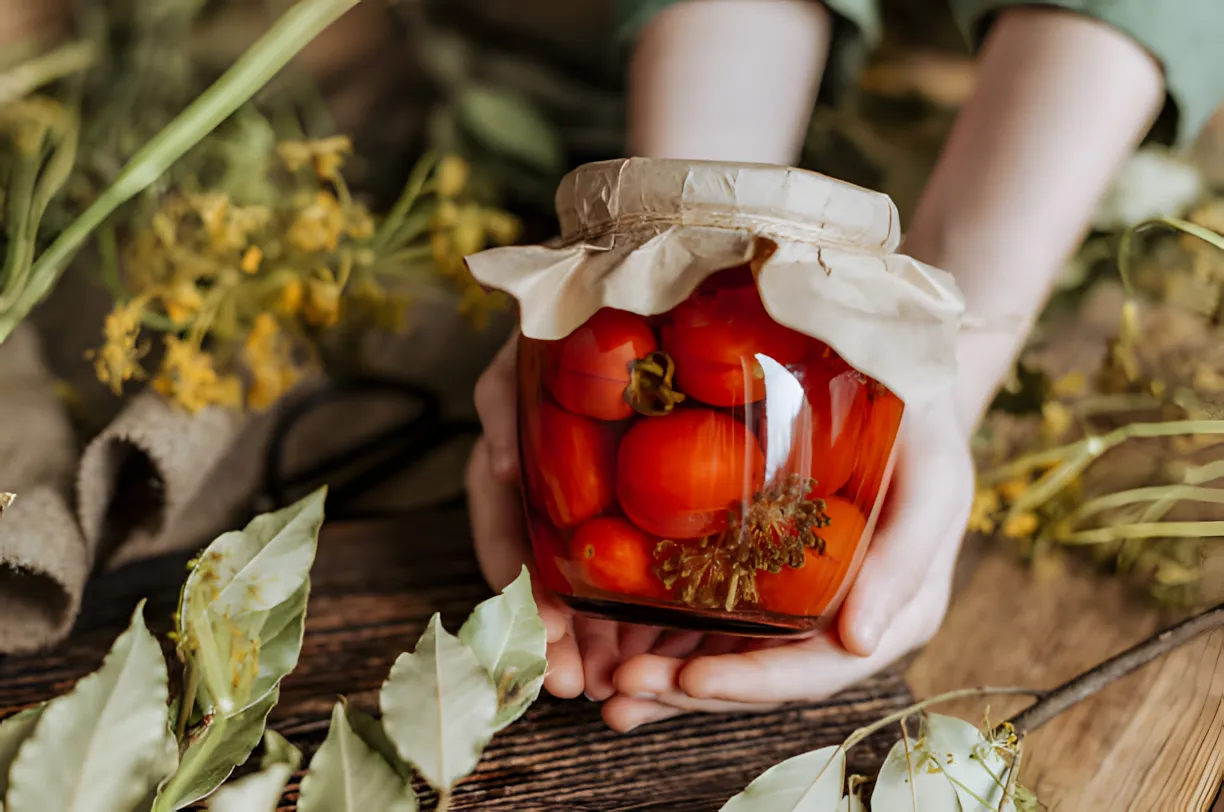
[837,408,973,656]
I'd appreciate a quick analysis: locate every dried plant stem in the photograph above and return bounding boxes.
[1060,520,1224,545]
[0,40,94,105]
[435,789,453,812]
[1068,485,1224,527]
[981,419,1224,487]
[1007,602,1224,737]
[0,0,363,343]
[841,687,1043,751]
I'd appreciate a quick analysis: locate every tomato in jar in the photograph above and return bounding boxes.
[528,515,571,593]
[616,408,765,540]
[544,308,659,421]
[779,345,869,497]
[661,284,808,407]
[521,399,617,528]
[843,384,904,508]
[571,516,669,599]
[755,495,867,616]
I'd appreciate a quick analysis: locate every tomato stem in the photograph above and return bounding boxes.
[625,350,686,416]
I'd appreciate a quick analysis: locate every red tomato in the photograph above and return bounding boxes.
[662,285,808,407]
[544,308,658,421]
[755,496,867,616]
[693,263,757,295]
[775,348,868,496]
[842,384,904,510]
[570,516,669,599]
[527,516,571,594]
[521,399,617,528]
[617,409,765,539]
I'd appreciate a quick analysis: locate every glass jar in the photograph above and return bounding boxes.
[468,158,963,636]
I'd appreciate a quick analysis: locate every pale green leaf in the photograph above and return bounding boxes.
[206,764,292,812]
[720,746,845,812]
[0,706,42,801]
[458,567,548,729]
[341,700,413,781]
[455,84,563,173]
[260,730,301,772]
[154,686,280,811]
[379,614,498,791]
[924,714,1012,812]
[871,737,959,812]
[298,701,418,812]
[7,602,170,812]
[181,487,325,622]
[248,583,309,707]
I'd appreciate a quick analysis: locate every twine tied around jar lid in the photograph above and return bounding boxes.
[467,157,984,411]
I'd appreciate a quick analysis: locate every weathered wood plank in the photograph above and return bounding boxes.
[907,546,1224,811]
[0,507,914,810]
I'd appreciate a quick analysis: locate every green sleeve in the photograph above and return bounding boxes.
[614,0,882,51]
[949,0,1224,146]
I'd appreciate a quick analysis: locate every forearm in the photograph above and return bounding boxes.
[627,0,830,163]
[902,7,1165,430]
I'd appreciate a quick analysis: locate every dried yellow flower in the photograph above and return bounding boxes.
[1041,401,1073,440]
[274,277,304,317]
[435,155,470,199]
[484,210,521,246]
[240,245,264,274]
[277,136,352,181]
[997,477,1029,502]
[346,204,376,240]
[452,205,487,257]
[163,281,203,326]
[1001,511,1040,540]
[287,191,346,254]
[968,488,999,534]
[243,313,301,410]
[153,336,242,412]
[89,302,147,394]
[433,199,459,229]
[303,268,342,328]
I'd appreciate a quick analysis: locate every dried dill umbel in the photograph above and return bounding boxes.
[89,139,520,413]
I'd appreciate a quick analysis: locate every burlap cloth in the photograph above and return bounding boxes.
[0,278,511,654]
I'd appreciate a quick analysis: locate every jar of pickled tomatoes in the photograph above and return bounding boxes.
[467,158,964,636]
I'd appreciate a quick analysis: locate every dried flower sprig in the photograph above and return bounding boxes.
[89,141,518,413]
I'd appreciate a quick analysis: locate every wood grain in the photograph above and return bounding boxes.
[0,506,914,811]
[907,547,1224,811]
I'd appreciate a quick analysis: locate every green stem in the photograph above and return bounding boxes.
[372,153,438,253]
[1068,485,1224,528]
[981,420,1224,486]
[435,789,453,812]
[153,714,229,812]
[0,0,363,344]
[1117,217,1224,299]
[841,687,1042,751]
[0,41,96,106]
[1060,520,1224,545]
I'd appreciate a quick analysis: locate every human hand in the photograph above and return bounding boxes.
[595,398,975,731]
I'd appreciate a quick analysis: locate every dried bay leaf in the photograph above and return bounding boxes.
[455,84,563,174]
[0,706,42,802]
[182,487,326,621]
[458,566,547,729]
[871,737,960,812]
[923,714,1013,811]
[298,701,418,812]
[6,603,169,812]
[155,687,281,811]
[178,488,325,716]
[205,764,291,812]
[341,700,413,781]
[719,746,845,811]
[260,730,301,772]
[379,614,498,791]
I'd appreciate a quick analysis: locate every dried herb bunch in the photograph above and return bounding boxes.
[0,0,520,414]
[656,474,833,612]
[971,209,1224,608]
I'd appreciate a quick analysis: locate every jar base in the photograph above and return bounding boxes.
[561,595,825,638]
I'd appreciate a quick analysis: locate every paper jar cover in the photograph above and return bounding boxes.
[465,158,966,409]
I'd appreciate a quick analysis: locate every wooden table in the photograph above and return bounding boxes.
[0,505,914,811]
